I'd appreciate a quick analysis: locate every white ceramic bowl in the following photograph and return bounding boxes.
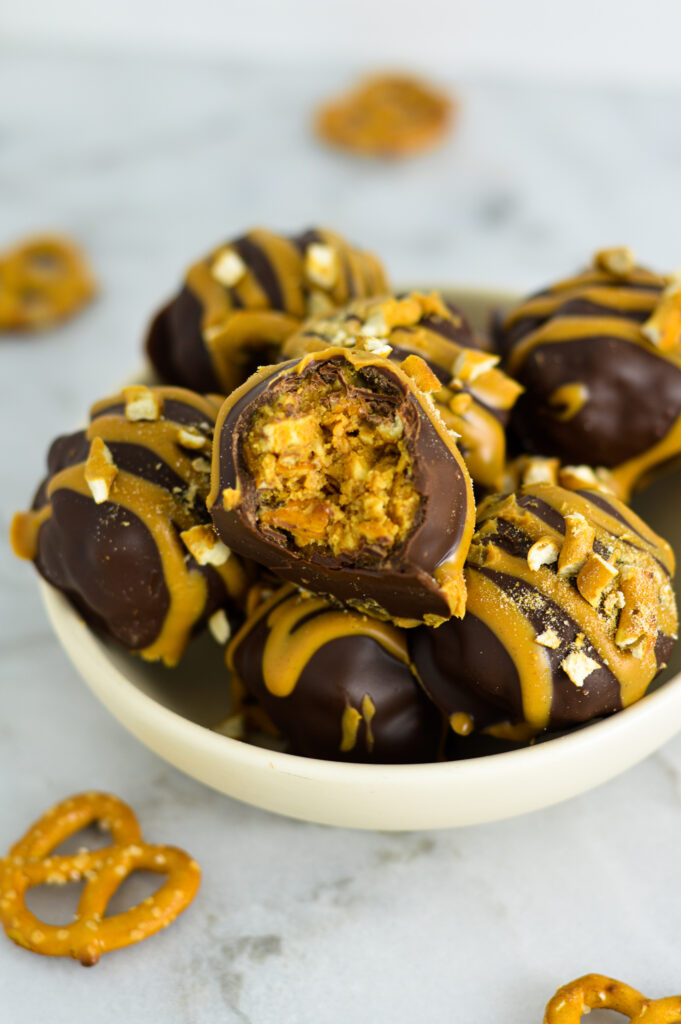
[39,288,681,830]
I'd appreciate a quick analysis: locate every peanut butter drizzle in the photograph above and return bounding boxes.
[465,568,554,730]
[15,387,248,666]
[228,584,410,699]
[10,504,52,561]
[610,407,681,495]
[184,228,388,387]
[339,695,377,753]
[548,382,589,421]
[470,484,677,720]
[282,291,522,492]
[503,253,673,380]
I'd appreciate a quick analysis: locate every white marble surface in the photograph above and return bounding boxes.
[3,47,681,1022]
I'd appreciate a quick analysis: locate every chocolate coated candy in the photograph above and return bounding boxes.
[209,347,475,625]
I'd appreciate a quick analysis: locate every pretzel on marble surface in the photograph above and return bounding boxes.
[544,974,681,1024]
[0,234,96,330]
[0,792,200,965]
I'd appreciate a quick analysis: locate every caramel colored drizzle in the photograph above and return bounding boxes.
[466,567,554,730]
[339,695,377,753]
[282,291,522,491]
[468,483,677,727]
[503,256,670,377]
[228,584,410,699]
[14,388,248,666]
[548,382,589,422]
[185,228,387,388]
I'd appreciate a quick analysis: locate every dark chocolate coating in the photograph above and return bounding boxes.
[410,569,623,732]
[498,255,681,489]
[511,335,681,468]
[17,387,250,664]
[36,488,171,650]
[409,481,677,736]
[229,589,443,763]
[147,288,218,394]
[209,351,474,623]
[146,226,389,394]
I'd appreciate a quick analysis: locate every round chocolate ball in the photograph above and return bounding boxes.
[208,346,475,626]
[228,584,443,763]
[11,385,251,665]
[499,247,681,497]
[146,226,389,395]
[282,291,523,492]
[409,480,678,738]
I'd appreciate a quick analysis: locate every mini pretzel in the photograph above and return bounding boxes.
[0,233,96,330]
[544,974,681,1024]
[0,792,200,965]
[315,74,453,157]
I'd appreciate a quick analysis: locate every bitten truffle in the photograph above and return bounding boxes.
[282,292,523,491]
[227,583,443,762]
[11,385,251,665]
[499,247,681,497]
[208,346,475,626]
[146,227,389,395]
[409,481,678,738]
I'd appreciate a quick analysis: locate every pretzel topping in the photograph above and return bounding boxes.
[0,793,200,966]
[543,974,681,1024]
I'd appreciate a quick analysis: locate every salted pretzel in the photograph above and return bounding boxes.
[0,792,200,965]
[0,233,96,330]
[544,974,681,1024]
[315,74,454,158]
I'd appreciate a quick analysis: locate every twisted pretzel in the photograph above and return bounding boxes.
[0,792,200,965]
[544,974,681,1023]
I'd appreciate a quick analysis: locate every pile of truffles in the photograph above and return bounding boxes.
[12,234,681,763]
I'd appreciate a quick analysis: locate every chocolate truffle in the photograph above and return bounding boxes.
[11,385,251,666]
[499,247,681,497]
[146,227,389,395]
[409,481,677,738]
[208,347,475,626]
[227,583,443,762]
[282,292,523,491]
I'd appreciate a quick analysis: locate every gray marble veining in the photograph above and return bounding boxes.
[2,46,681,1022]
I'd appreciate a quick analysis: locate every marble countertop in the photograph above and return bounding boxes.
[3,46,681,1022]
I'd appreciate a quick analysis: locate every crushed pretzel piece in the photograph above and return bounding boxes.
[208,609,231,644]
[641,274,681,351]
[527,537,560,572]
[177,427,207,451]
[561,649,600,687]
[84,438,117,504]
[400,354,441,393]
[451,349,500,384]
[211,247,247,288]
[594,246,635,277]
[576,552,618,606]
[520,456,560,487]
[535,628,561,650]
[363,337,392,357]
[123,385,163,423]
[615,568,658,655]
[180,524,231,566]
[304,243,340,290]
[557,513,595,576]
[222,486,242,511]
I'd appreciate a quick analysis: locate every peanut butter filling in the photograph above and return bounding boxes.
[243,371,421,559]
